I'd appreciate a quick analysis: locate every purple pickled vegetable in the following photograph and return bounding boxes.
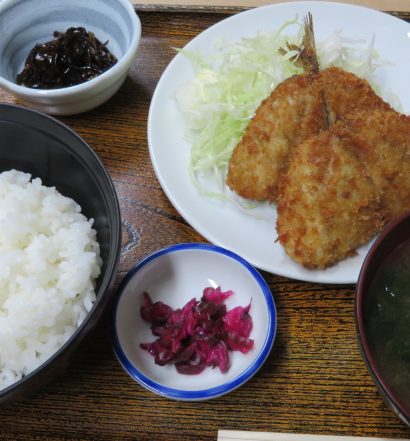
[202,286,233,304]
[140,291,173,325]
[139,286,254,375]
[223,303,253,337]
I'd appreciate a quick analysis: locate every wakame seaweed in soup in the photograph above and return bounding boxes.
[16,27,117,89]
[364,238,410,409]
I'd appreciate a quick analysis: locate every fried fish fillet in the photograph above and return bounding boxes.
[226,67,390,202]
[276,109,410,269]
[226,72,327,201]
[339,110,410,222]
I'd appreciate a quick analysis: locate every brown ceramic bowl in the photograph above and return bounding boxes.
[356,212,410,427]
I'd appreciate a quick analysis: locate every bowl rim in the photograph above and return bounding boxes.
[356,212,410,425]
[112,242,277,401]
[0,103,122,400]
[0,0,141,96]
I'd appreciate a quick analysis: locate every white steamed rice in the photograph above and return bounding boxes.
[0,169,102,390]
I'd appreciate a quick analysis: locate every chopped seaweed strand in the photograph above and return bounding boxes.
[139,287,254,375]
[16,27,117,89]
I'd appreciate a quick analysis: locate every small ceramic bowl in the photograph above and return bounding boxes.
[113,243,277,401]
[0,0,141,115]
[356,212,410,427]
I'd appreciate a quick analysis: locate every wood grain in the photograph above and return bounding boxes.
[0,10,409,441]
[218,431,410,441]
[132,0,410,13]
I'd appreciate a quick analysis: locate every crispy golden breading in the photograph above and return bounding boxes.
[339,110,410,222]
[226,12,408,269]
[317,67,391,124]
[226,73,327,201]
[276,128,383,269]
[226,67,389,202]
[276,109,410,269]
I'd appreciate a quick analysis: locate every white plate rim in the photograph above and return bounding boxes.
[147,1,410,284]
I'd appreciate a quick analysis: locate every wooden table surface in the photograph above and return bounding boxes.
[1,8,410,441]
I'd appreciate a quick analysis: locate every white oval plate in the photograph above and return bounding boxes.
[147,1,410,284]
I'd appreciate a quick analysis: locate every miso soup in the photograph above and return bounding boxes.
[364,237,410,409]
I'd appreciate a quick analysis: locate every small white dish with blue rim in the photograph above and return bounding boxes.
[112,243,277,401]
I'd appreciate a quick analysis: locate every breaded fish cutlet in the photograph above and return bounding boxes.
[226,72,328,201]
[339,110,410,222]
[276,109,410,269]
[226,67,390,202]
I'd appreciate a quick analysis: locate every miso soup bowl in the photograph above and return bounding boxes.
[0,0,141,115]
[356,212,410,427]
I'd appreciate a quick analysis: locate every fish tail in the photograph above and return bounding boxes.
[278,12,320,74]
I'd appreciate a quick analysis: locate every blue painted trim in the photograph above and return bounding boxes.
[112,243,277,401]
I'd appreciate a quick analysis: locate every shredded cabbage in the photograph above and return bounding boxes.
[174,17,396,201]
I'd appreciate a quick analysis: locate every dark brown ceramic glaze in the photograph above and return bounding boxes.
[356,213,410,427]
